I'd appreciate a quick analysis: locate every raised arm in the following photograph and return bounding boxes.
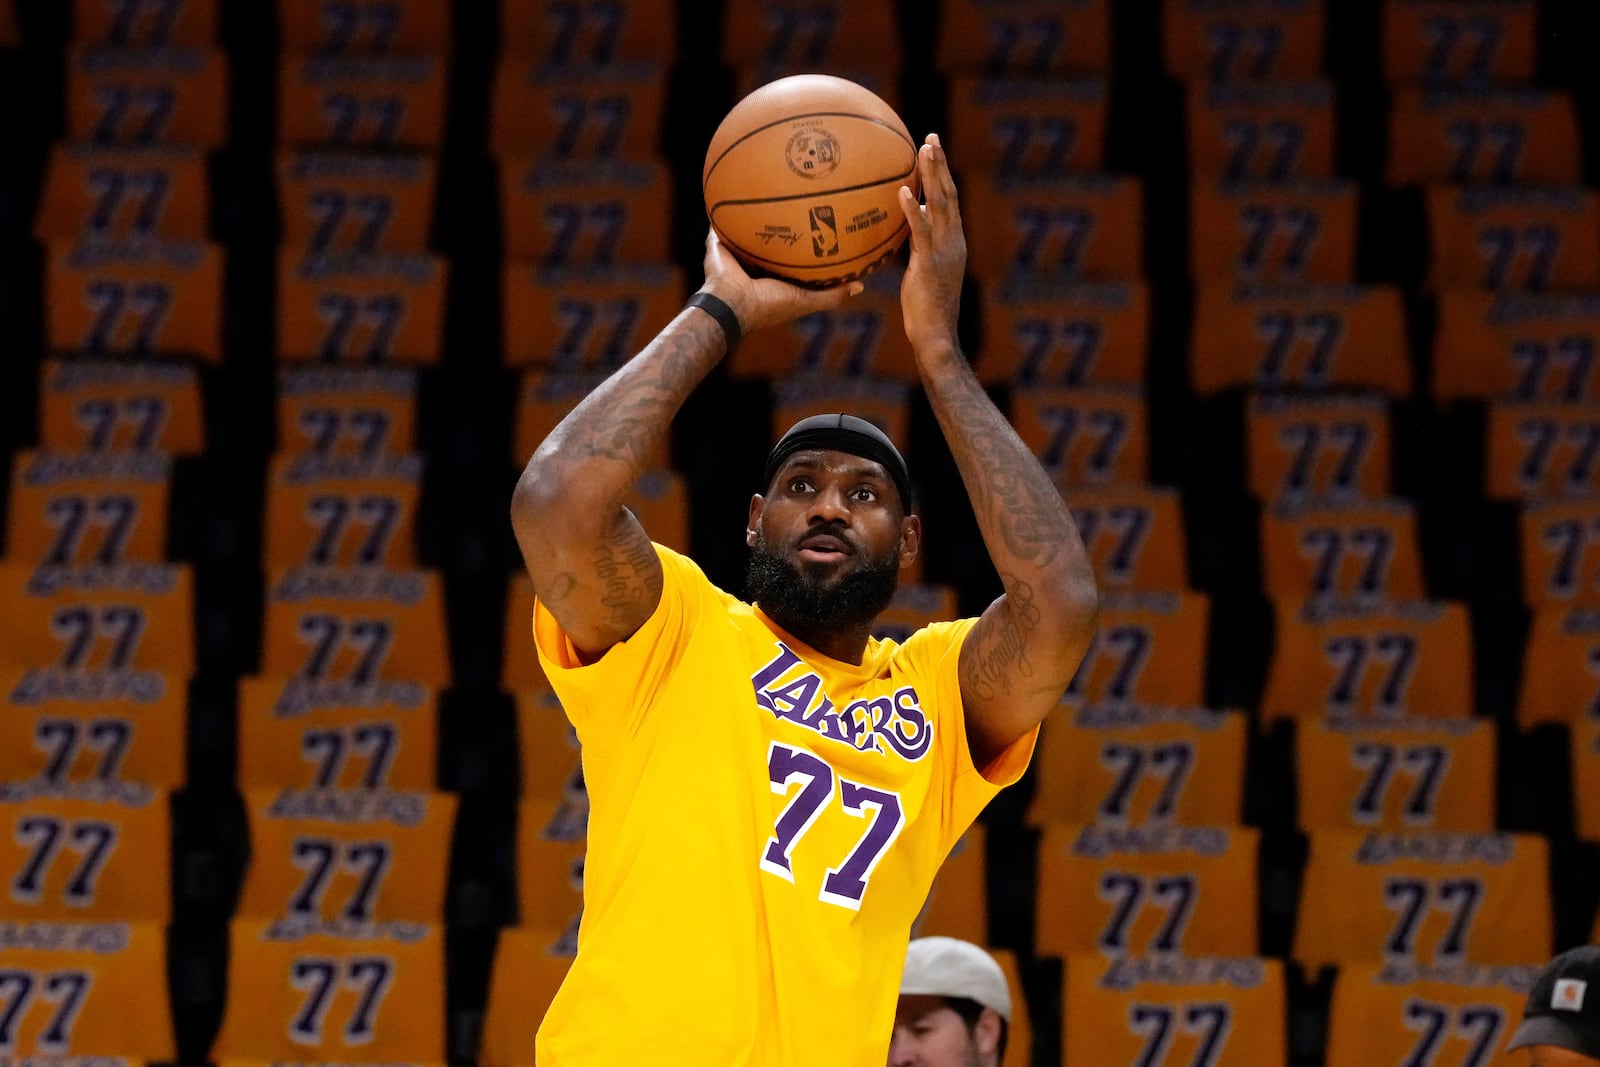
[896,135,1100,768]
[511,231,863,658]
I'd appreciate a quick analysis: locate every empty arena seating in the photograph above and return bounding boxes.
[1,0,1597,1064]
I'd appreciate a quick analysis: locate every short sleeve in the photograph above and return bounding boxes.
[899,620,1040,852]
[531,544,709,753]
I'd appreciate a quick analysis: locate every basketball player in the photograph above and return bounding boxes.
[511,134,1097,1064]
[1508,945,1600,1065]
[890,937,1012,1067]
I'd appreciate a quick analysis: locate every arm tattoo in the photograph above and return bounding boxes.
[959,575,1043,703]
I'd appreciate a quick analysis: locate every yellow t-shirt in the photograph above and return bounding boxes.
[531,546,1035,1066]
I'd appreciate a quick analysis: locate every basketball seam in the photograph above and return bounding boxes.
[702,111,917,190]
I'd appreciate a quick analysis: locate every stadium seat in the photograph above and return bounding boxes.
[277,53,447,151]
[1294,716,1496,832]
[502,264,683,372]
[276,150,436,255]
[491,63,665,162]
[963,174,1144,283]
[70,0,216,47]
[1293,829,1551,968]
[35,144,209,243]
[912,824,987,946]
[499,159,672,266]
[1185,81,1337,182]
[276,249,447,364]
[1325,959,1537,1066]
[262,451,422,569]
[1010,385,1149,489]
[976,279,1149,388]
[0,666,186,788]
[1425,187,1600,292]
[1485,400,1600,500]
[37,358,205,456]
[479,924,577,1066]
[6,449,171,566]
[1189,180,1358,285]
[1380,0,1537,88]
[515,798,586,934]
[234,786,456,922]
[1060,484,1189,593]
[0,920,175,1059]
[236,675,438,791]
[770,377,912,449]
[0,788,170,922]
[212,918,445,1061]
[736,268,918,381]
[1519,497,1600,607]
[276,365,419,457]
[1387,88,1580,186]
[0,560,195,676]
[722,0,902,74]
[1028,706,1247,828]
[498,0,677,66]
[1433,291,1600,403]
[514,685,583,804]
[1260,597,1474,723]
[65,44,229,148]
[1245,393,1394,501]
[1191,285,1411,397]
[947,75,1108,178]
[1035,823,1259,959]
[45,238,225,362]
[1061,953,1287,1066]
[1258,497,1427,600]
[936,0,1111,77]
[1517,605,1600,730]
[1062,591,1209,708]
[277,0,450,55]
[257,566,451,687]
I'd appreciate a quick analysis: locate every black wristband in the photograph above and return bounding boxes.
[685,291,742,354]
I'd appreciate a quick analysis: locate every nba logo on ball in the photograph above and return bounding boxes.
[809,206,839,258]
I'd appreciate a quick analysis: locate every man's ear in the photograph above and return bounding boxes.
[973,1008,1003,1055]
[898,513,922,570]
[747,494,765,547]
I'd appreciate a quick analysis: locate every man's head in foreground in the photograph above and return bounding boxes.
[889,936,1011,1067]
[746,414,920,639]
[1509,945,1600,1066]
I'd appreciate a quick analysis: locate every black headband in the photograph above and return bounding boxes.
[762,413,913,511]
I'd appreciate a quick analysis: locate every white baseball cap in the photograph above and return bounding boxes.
[899,937,1012,1022]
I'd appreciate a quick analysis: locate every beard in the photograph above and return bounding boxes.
[745,531,901,637]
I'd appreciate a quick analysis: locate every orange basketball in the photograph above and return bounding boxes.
[703,74,920,288]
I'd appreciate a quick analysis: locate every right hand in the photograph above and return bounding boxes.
[698,228,865,336]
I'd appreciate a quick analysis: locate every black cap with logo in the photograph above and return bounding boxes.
[1508,945,1600,1058]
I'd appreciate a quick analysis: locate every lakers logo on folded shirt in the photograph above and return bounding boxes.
[277,250,446,364]
[948,76,1108,178]
[1295,716,1495,833]
[39,358,204,456]
[503,263,683,372]
[0,664,186,789]
[1294,830,1551,968]
[7,450,171,567]
[1260,496,1425,600]
[278,53,446,150]
[1062,591,1210,708]
[1382,0,1537,88]
[259,565,450,687]
[0,783,171,922]
[978,280,1149,387]
[0,921,174,1059]
[1246,392,1393,502]
[1029,705,1246,828]
[0,561,195,677]
[1063,954,1287,1066]
[277,151,436,255]
[1260,597,1472,723]
[277,365,418,457]
[264,451,422,569]
[236,674,438,791]
[937,0,1111,76]
[1192,284,1410,397]
[1435,292,1600,403]
[491,65,666,162]
[1388,88,1581,187]
[46,238,224,362]
[1036,823,1260,960]
[500,159,671,266]
[1187,81,1337,182]
[1326,959,1537,1067]
[235,787,456,924]
[65,44,229,147]
[211,918,444,1062]
[35,144,208,243]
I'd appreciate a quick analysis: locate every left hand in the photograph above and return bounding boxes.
[897,133,968,356]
